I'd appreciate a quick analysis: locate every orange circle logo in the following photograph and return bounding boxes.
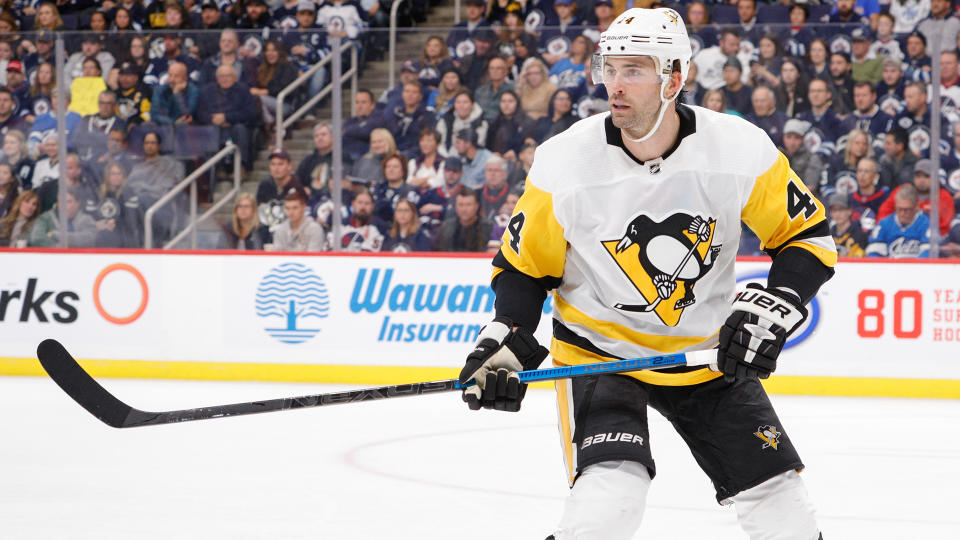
[93,264,149,325]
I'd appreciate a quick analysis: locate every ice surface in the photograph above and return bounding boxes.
[1,376,958,539]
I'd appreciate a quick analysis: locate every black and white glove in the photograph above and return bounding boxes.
[458,317,549,412]
[717,283,808,382]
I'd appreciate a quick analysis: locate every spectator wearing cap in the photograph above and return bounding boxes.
[436,90,488,158]
[73,90,126,163]
[720,57,752,116]
[538,0,585,67]
[316,0,364,44]
[237,0,274,29]
[407,127,444,190]
[746,86,787,147]
[271,185,327,252]
[143,32,201,88]
[297,122,351,193]
[114,62,152,127]
[475,56,515,122]
[256,147,305,231]
[850,156,890,230]
[829,193,868,257]
[150,61,199,125]
[199,29,259,89]
[5,61,31,119]
[21,30,55,77]
[380,60,425,113]
[869,13,904,63]
[903,32,932,84]
[282,1,331,98]
[828,52,854,115]
[343,89,386,163]
[64,35,115,89]
[797,78,843,156]
[332,187,389,252]
[879,126,920,189]
[890,0,930,35]
[866,184,931,257]
[372,152,419,223]
[917,0,960,54]
[28,186,97,248]
[780,119,825,194]
[446,0,491,61]
[693,28,751,91]
[455,128,493,189]
[196,64,260,172]
[383,81,435,158]
[432,187,492,252]
[418,155,464,230]
[458,30,500,89]
[879,158,955,235]
[850,28,883,84]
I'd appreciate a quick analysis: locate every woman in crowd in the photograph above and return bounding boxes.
[702,88,733,115]
[418,36,453,93]
[436,90,488,157]
[509,34,540,84]
[116,36,150,79]
[495,7,525,59]
[517,57,556,123]
[540,88,577,142]
[686,1,718,51]
[806,38,830,80]
[0,189,39,247]
[0,162,19,219]
[105,7,140,57]
[407,128,444,190]
[785,4,816,58]
[352,128,397,185]
[28,62,55,119]
[487,89,535,160]
[749,34,784,89]
[219,192,270,250]
[549,35,592,90]
[111,6,143,32]
[68,57,107,117]
[87,161,143,248]
[826,129,873,197]
[251,40,299,132]
[426,67,464,116]
[382,198,432,252]
[33,2,64,31]
[3,131,34,189]
[774,58,811,118]
[87,10,108,32]
[373,151,417,224]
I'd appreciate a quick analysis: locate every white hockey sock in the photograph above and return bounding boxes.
[550,460,650,540]
[730,470,820,540]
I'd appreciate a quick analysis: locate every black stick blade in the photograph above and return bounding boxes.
[36,339,141,428]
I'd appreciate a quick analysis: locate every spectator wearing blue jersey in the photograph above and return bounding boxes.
[841,81,894,144]
[734,0,763,48]
[383,81,435,158]
[547,35,590,92]
[746,86,787,148]
[797,78,843,156]
[903,32,931,83]
[539,0,584,67]
[446,0,491,60]
[283,2,330,97]
[143,33,201,88]
[685,1,718,54]
[876,59,907,116]
[784,5,816,58]
[866,183,931,257]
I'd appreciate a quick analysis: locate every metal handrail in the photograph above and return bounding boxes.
[388,0,408,90]
[276,40,359,150]
[144,142,240,249]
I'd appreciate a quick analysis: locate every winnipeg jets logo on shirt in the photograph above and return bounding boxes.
[602,212,722,327]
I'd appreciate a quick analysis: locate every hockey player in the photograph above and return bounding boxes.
[457,7,837,540]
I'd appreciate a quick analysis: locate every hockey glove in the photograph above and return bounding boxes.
[458,317,549,412]
[717,283,808,382]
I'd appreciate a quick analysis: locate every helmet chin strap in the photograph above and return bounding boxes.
[622,77,676,144]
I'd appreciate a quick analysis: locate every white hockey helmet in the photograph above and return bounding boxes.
[593,7,692,92]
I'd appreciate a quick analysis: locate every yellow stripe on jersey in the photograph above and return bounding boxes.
[495,178,567,281]
[742,152,837,268]
[550,335,723,386]
[555,295,715,353]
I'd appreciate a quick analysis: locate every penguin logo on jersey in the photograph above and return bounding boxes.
[602,213,722,327]
[754,425,781,450]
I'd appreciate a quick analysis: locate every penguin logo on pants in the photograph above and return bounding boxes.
[602,212,722,327]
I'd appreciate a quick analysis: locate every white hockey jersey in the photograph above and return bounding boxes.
[495,105,838,386]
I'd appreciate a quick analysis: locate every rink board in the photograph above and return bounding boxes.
[1,249,958,398]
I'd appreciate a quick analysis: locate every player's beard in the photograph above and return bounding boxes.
[609,91,662,139]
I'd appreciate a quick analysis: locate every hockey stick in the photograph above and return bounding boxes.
[36,339,717,429]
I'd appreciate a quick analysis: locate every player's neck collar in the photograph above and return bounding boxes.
[605,104,696,166]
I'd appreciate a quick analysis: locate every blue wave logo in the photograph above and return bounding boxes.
[255,262,330,344]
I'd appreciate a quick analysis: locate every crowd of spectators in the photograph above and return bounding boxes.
[0,0,959,257]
